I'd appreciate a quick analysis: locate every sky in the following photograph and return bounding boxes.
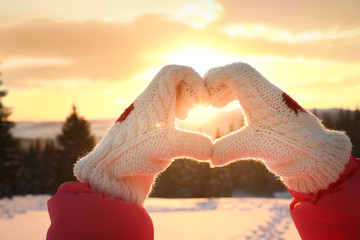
[0,0,359,122]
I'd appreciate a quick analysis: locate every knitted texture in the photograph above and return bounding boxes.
[205,62,352,194]
[74,65,213,205]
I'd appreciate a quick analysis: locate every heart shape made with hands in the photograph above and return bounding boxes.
[115,61,325,168]
[116,61,317,170]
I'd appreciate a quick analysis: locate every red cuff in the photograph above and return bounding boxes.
[47,182,154,240]
[288,156,359,203]
[288,156,360,239]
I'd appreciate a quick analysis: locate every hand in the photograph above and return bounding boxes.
[205,62,352,193]
[74,65,212,205]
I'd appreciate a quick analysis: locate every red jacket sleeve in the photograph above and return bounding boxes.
[46,182,154,240]
[289,156,360,240]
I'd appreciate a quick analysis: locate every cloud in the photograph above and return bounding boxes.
[0,0,221,27]
[3,0,358,31]
[2,1,360,121]
[0,16,201,85]
[1,1,360,87]
[222,24,360,44]
[217,0,360,31]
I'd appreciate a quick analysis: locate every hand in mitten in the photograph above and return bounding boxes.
[74,65,212,205]
[205,62,352,194]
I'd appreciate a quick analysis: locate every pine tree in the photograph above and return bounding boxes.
[151,159,214,198]
[56,104,95,183]
[42,139,59,194]
[322,112,334,129]
[22,139,43,194]
[208,166,232,197]
[0,78,21,198]
[18,139,60,195]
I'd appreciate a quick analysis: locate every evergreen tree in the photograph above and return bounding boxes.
[229,160,284,196]
[0,78,21,198]
[322,112,334,129]
[22,139,43,194]
[208,166,232,197]
[151,159,209,198]
[42,139,60,194]
[56,104,95,183]
[17,139,61,195]
[316,108,360,158]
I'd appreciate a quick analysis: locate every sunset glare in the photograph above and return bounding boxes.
[0,0,359,123]
[179,101,241,125]
[161,45,240,76]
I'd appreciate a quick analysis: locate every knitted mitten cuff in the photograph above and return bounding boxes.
[74,65,212,205]
[206,62,352,194]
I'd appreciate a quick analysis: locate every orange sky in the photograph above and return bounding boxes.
[1,0,359,122]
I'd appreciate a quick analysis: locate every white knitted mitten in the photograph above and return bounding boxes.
[205,62,352,194]
[74,65,212,205]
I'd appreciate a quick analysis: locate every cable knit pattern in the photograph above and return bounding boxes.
[74,65,212,205]
[205,62,352,194]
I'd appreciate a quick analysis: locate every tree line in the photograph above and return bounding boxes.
[1,78,360,199]
[313,109,360,157]
[0,99,95,198]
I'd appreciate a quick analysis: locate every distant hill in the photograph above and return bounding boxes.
[311,108,345,120]
[11,118,115,140]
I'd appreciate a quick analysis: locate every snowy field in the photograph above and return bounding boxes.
[0,195,301,240]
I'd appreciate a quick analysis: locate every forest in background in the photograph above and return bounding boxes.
[1,79,360,199]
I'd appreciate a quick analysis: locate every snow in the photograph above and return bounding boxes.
[0,195,301,240]
[148,198,300,240]
[0,195,51,240]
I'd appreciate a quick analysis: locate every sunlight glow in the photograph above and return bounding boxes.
[182,106,221,124]
[131,67,163,83]
[176,101,243,139]
[180,100,240,124]
[161,46,240,76]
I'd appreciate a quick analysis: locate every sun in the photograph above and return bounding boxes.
[182,105,221,124]
[176,101,241,139]
[178,101,240,125]
[161,45,240,76]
